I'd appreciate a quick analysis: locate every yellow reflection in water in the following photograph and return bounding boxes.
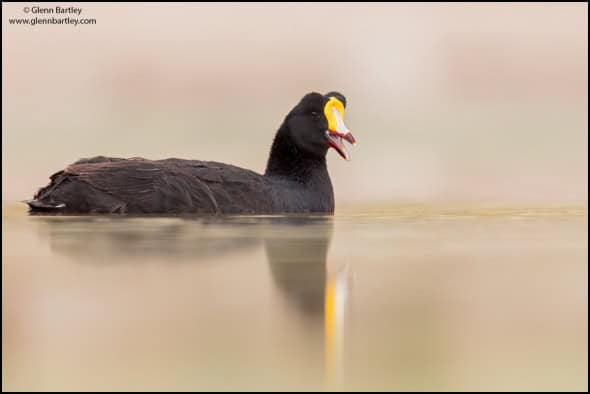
[325,266,349,389]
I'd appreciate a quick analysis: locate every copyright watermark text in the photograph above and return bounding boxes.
[10,5,96,26]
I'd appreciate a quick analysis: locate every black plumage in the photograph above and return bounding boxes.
[27,92,355,215]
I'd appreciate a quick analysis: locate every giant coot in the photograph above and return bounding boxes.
[27,92,356,215]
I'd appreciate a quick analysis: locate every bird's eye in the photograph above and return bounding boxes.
[311,111,319,117]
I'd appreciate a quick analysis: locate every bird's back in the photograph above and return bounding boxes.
[29,156,273,214]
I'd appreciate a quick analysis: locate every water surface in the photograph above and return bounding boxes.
[2,204,588,391]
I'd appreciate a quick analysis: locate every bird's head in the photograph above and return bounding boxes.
[285,92,356,161]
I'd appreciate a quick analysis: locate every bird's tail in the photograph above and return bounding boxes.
[24,199,66,211]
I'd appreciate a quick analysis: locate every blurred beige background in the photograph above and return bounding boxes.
[2,3,588,205]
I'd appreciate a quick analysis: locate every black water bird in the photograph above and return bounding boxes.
[27,92,356,215]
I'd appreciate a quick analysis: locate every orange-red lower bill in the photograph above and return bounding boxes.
[326,130,356,161]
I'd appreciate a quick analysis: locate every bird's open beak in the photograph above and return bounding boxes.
[324,97,356,161]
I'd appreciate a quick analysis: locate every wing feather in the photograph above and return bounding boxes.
[60,157,272,214]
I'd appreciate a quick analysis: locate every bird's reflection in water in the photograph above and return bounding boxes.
[263,216,349,388]
[264,216,332,318]
[33,214,349,389]
[33,215,263,263]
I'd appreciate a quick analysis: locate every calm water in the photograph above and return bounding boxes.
[2,204,588,391]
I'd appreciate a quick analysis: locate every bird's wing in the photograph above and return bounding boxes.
[60,158,271,214]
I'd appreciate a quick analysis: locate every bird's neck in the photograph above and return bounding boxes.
[264,124,330,184]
